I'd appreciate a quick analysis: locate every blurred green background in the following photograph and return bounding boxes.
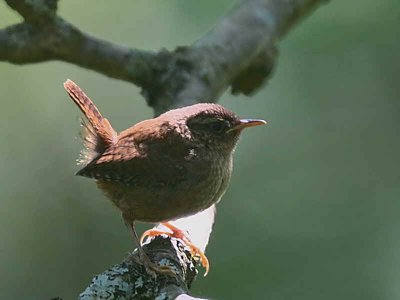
[1,1,399,299]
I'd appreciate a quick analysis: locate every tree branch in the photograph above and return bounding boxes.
[1,0,327,298]
[1,0,326,114]
[80,205,216,300]
[79,237,196,300]
[1,0,156,88]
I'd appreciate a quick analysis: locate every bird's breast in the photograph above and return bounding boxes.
[97,152,233,223]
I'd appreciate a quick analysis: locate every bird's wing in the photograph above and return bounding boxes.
[76,125,195,187]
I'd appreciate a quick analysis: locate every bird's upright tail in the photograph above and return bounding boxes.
[64,79,117,166]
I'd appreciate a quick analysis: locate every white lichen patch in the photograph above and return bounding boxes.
[80,267,132,299]
[134,276,144,288]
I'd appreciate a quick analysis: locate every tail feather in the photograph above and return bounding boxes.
[64,79,117,166]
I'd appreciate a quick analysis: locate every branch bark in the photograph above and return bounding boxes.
[1,0,155,88]
[0,0,327,299]
[80,206,215,300]
[1,0,326,114]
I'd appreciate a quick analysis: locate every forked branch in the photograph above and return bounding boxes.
[1,0,326,114]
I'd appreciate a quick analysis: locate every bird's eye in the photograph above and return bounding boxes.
[209,120,228,134]
[186,115,230,136]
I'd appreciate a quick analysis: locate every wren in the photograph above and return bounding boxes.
[64,79,266,275]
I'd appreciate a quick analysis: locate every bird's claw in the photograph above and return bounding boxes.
[140,222,210,276]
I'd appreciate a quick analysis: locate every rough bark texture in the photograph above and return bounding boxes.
[80,237,197,300]
[0,0,327,299]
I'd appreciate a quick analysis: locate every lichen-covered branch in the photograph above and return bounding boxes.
[0,0,327,298]
[80,205,216,300]
[79,237,196,300]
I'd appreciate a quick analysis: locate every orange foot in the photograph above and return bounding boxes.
[140,222,210,276]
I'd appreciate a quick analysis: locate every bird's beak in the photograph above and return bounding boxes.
[229,119,267,132]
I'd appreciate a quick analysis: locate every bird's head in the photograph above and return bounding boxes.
[161,103,266,153]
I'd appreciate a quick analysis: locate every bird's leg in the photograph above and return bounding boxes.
[127,221,148,261]
[141,222,210,276]
[124,219,175,277]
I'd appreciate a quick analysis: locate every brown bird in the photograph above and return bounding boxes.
[64,79,266,275]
